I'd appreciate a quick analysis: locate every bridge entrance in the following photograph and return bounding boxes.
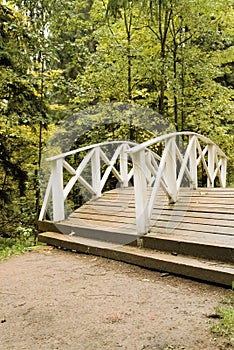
[38,132,234,286]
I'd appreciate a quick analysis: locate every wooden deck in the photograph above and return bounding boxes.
[38,187,234,286]
[39,187,234,244]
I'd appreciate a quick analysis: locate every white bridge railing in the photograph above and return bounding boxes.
[128,132,227,234]
[39,141,136,222]
[39,132,227,235]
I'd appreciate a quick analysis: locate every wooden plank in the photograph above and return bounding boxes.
[151,219,234,236]
[160,203,234,213]
[70,212,136,223]
[151,208,234,221]
[65,217,137,230]
[99,194,234,205]
[63,217,137,231]
[74,206,136,216]
[151,213,234,228]
[103,187,234,196]
[57,221,136,235]
[75,203,234,223]
[87,200,234,214]
[72,207,234,229]
[39,187,234,258]
[180,198,234,205]
[90,188,234,201]
[146,231,234,249]
[150,224,233,237]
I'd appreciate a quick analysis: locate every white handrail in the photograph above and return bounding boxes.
[127,132,227,234]
[128,131,227,158]
[46,140,137,162]
[39,141,137,222]
[39,132,227,237]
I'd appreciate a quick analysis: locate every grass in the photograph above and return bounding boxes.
[0,225,42,261]
[211,291,234,346]
[0,236,36,260]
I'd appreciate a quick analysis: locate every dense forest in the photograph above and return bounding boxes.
[0,0,233,239]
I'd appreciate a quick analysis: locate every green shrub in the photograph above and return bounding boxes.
[0,226,36,259]
[211,292,234,346]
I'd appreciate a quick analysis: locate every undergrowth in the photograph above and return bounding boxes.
[0,226,37,260]
[211,291,234,346]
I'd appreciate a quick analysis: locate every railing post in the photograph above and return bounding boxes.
[164,138,177,203]
[207,144,215,187]
[189,136,197,189]
[220,157,227,187]
[120,144,128,187]
[145,151,152,184]
[132,150,148,235]
[51,158,65,222]
[92,147,101,198]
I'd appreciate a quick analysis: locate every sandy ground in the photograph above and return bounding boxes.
[0,247,232,350]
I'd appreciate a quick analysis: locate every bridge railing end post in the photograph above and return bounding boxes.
[189,136,198,189]
[221,156,227,188]
[132,150,149,235]
[164,138,177,202]
[51,158,65,222]
[120,144,129,187]
[91,147,101,198]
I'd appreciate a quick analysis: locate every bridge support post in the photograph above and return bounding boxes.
[208,144,215,187]
[221,157,227,187]
[51,159,65,222]
[189,136,197,189]
[132,150,148,235]
[120,144,128,187]
[164,138,177,203]
[92,147,101,198]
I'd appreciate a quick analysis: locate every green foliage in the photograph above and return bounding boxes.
[211,292,234,346]
[71,0,234,183]
[0,227,35,260]
[0,0,233,237]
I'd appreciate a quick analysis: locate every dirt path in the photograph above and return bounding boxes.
[0,247,232,350]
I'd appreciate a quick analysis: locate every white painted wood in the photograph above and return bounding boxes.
[63,160,76,175]
[128,131,226,158]
[196,140,213,185]
[51,159,65,222]
[176,137,195,190]
[221,157,227,187]
[47,140,137,162]
[63,149,95,199]
[129,132,227,234]
[132,150,148,234]
[100,146,122,191]
[92,147,101,198]
[145,152,169,196]
[127,168,134,182]
[189,136,198,189]
[175,143,193,185]
[196,144,208,167]
[213,156,222,185]
[207,144,215,187]
[164,137,177,203]
[39,174,53,220]
[145,152,157,184]
[77,175,96,195]
[40,133,227,234]
[148,140,172,218]
[144,151,152,184]
[120,144,129,187]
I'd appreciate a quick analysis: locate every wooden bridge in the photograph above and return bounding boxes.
[38,132,234,286]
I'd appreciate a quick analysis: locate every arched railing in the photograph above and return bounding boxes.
[39,141,137,222]
[39,132,227,237]
[128,132,227,234]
